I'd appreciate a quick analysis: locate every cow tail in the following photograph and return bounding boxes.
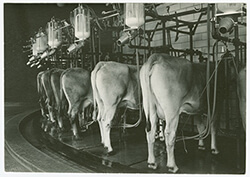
[140,55,156,132]
[91,62,104,121]
[59,70,67,118]
[37,72,42,101]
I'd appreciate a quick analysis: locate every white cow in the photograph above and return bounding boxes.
[140,53,229,172]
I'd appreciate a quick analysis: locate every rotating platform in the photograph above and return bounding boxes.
[17,110,246,174]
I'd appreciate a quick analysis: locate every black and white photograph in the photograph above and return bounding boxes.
[2,1,248,176]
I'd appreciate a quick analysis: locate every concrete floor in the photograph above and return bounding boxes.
[4,102,93,174]
[4,102,39,172]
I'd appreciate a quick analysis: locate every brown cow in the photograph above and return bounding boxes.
[50,68,68,130]
[91,61,141,153]
[140,53,228,172]
[61,68,94,138]
[37,71,48,119]
[41,69,57,123]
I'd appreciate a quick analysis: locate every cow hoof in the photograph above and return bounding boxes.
[148,163,157,170]
[103,148,115,156]
[72,134,81,141]
[159,136,165,142]
[107,150,115,156]
[41,123,45,130]
[80,128,87,133]
[167,166,179,173]
[155,134,159,139]
[44,125,49,132]
[58,133,62,139]
[211,149,219,155]
[58,127,65,133]
[198,145,206,151]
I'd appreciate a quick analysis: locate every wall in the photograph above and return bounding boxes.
[123,3,246,61]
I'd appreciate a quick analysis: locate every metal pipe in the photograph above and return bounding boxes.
[189,25,194,62]
[135,30,142,131]
[98,29,101,63]
[145,20,207,34]
[91,27,96,67]
[162,20,166,47]
[234,18,240,70]
[206,3,211,128]
[146,7,207,23]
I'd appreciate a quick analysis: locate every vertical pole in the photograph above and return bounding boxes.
[81,47,84,68]
[136,29,142,129]
[224,54,230,130]
[234,18,240,70]
[143,23,147,63]
[98,29,101,63]
[206,4,211,129]
[189,25,194,132]
[189,25,194,62]
[234,18,241,170]
[92,28,97,68]
[147,32,151,57]
[162,20,166,48]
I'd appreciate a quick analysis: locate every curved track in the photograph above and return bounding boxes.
[19,110,246,174]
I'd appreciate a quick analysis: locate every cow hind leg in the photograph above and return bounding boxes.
[146,112,158,170]
[98,120,105,145]
[102,106,117,154]
[57,114,63,130]
[48,105,56,123]
[70,107,81,139]
[165,115,179,173]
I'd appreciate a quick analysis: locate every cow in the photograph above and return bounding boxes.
[61,67,94,139]
[40,69,57,123]
[37,71,48,119]
[50,68,68,130]
[140,53,228,173]
[237,66,246,131]
[91,61,141,154]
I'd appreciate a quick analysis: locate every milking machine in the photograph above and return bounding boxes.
[25,28,48,68]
